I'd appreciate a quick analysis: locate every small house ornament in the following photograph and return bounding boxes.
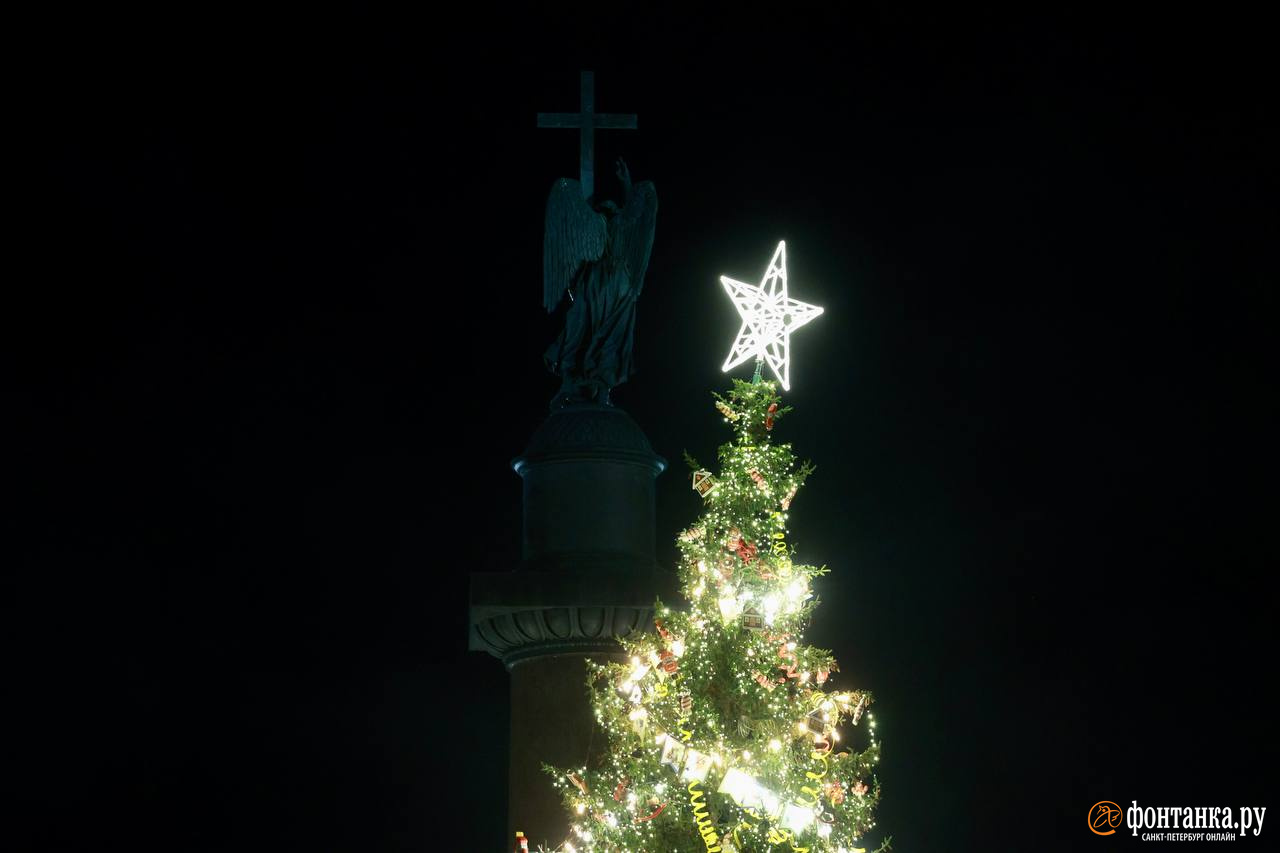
[742,607,765,631]
[692,469,717,498]
[806,707,827,733]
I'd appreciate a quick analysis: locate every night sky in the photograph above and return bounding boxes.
[18,10,1276,851]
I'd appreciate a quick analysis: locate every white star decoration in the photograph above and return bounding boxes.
[720,241,823,391]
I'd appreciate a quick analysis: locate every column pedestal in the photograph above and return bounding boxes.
[468,404,675,850]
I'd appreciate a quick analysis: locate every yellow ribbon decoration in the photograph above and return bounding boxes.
[766,826,810,852]
[661,669,692,742]
[731,806,763,847]
[799,746,831,802]
[688,780,723,852]
[771,728,835,852]
[769,512,793,577]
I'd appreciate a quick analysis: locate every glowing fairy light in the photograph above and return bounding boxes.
[720,241,823,390]
[786,577,810,602]
[762,592,782,623]
[781,802,817,832]
[717,767,756,802]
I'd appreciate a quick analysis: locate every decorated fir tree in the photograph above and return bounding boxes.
[546,379,886,852]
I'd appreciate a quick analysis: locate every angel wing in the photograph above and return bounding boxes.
[543,178,606,313]
[608,180,658,299]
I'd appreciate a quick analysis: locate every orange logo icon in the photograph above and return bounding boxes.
[1089,801,1124,836]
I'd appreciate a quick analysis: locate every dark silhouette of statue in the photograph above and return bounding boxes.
[543,157,657,407]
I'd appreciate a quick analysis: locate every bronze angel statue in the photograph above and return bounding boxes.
[543,157,657,407]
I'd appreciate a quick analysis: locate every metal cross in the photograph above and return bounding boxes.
[537,71,638,200]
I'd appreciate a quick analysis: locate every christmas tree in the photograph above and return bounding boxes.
[546,379,887,852]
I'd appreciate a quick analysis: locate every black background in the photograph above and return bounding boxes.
[16,9,1276,851]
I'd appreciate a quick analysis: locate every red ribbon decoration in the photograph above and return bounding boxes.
[735,537,758,563]
[613,777,630,801]
[635,802,667,822]
[777,643,800,681]
[765,402,778,430]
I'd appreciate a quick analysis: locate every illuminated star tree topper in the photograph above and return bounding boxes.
[720,241,823,391]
